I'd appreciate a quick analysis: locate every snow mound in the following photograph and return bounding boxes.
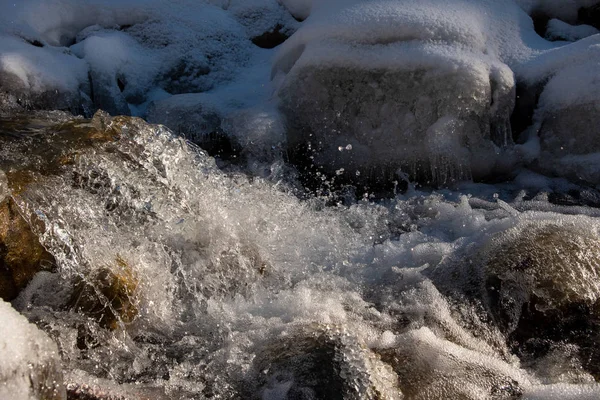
[0,300,65,400]
[280,0,313,20]
[0,34,89,113]
[546,19,599,41]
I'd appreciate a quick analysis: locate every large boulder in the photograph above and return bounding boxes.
[528,47,600,184]
[272,0,535,189]
[246,325,403,399]
[278,47,516,188]
[431,213,600,380]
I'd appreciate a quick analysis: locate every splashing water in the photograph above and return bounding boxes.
[2,112,600,399]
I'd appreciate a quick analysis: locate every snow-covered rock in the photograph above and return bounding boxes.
[273,0,544,186]
[0,34,90,115]
[280,0,313,21]
[228,0,299,48]
[0,300,65,400]
[0,0,259,116]
[546,19,599,41]
[518,36,600,184]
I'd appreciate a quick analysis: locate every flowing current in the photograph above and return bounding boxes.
[2,112,600,400]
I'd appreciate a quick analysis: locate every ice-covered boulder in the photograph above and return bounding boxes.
[273,0,550,188]
[0,300,65,400]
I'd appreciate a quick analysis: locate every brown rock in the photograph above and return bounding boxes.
[67,256,139,330]
[0,197,55,301]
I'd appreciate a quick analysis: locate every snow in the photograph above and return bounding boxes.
[546,19,599,42]
[0,34,87,94]
[280,0,313,20]
[0,300,65,400]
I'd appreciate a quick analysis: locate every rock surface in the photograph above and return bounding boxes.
[0,197,55,301]
[278,53,515,189]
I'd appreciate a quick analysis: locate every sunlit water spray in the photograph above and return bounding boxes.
[2,112,600,399]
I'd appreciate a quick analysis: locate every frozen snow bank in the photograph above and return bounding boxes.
[0,0,284,116]
[0,300,65,400]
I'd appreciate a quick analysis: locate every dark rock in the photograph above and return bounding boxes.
[247,325,402,399]
[89,71,131,116]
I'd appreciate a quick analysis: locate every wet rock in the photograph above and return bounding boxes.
[0,110,123,195]
[377,327,527,400]
[479,219,600,378]
[0,197,55,301]
[277,55,515,190]
[247,325,403,399]
[67,256,139,330]
[431,216,600,380]
[0,299,66,400]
